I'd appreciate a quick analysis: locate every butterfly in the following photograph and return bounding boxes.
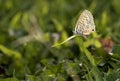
[73,10,95,36]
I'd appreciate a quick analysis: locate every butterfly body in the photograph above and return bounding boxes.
[73,10,95,36]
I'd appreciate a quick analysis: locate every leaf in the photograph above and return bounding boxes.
[105,69,119,81]
[76,38,96,66]
[0,44,22,59]
[110,45,120,60]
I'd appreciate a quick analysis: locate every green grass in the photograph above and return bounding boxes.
[0,0,120,81]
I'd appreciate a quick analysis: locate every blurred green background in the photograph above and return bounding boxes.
[0,0,120,81]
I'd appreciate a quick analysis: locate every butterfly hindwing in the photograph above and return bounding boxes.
[74,10,95,36]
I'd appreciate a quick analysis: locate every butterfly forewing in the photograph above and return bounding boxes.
[74,10,95,36]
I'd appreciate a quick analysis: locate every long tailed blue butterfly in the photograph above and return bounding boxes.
[73,10,95,36]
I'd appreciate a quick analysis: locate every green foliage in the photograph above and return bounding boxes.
[0,0,120,81]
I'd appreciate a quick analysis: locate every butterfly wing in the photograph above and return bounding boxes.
[74,10,95,35]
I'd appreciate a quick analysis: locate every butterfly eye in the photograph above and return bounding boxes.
[92,29,95,31]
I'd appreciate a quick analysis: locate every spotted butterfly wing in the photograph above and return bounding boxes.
[74,10,95,36]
